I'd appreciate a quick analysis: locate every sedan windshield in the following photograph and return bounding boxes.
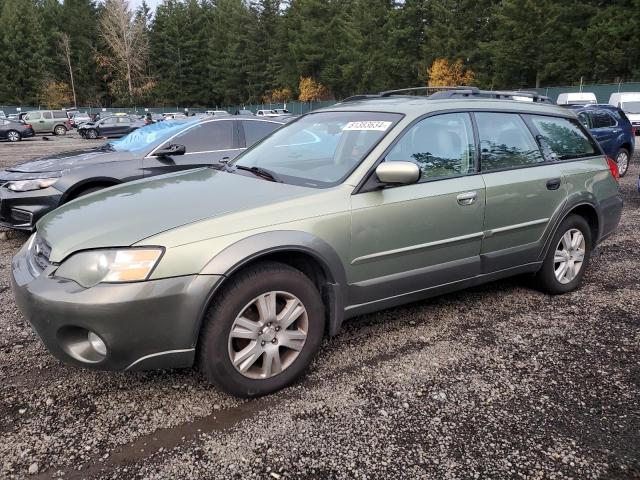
[622,101,640,114]
[105,119,198,152]
[232,111,402,187]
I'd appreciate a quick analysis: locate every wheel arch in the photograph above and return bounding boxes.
[196,231,347,340]
[61,177,122,202]
[539,199,600,262]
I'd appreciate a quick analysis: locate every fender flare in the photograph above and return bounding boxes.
[198,230,348,336]
[538,193,601,262]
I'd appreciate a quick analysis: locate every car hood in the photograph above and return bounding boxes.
[78,122,97,129]
[38,168,314,262]
[626,113,640,122]
[4,148,124,175]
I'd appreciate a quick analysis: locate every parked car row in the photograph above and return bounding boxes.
[0,116,286,229]
[6,88,623,398]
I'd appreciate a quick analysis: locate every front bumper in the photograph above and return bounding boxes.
[0,186,62,230]
[11,240,223,371]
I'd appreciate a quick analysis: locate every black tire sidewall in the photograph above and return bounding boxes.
[200,263,325,397]
[616,148,630,177]
[539,215,592,294]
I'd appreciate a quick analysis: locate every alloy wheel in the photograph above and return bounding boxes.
[7,131,20,142]
[554,228,586,284]
[228,291,308,379]
[616,150,629,177]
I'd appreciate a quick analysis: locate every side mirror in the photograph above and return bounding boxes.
[375,161,420,185]
[155,144,186,157]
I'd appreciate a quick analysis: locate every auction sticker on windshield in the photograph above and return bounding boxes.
[342,121,392,131]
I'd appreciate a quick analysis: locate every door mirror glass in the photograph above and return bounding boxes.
[155,143,186,157]
[375,161,420,185]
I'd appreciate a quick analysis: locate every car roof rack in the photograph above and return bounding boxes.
[378,86,468,97]
[428,88,553,103]
[341,86,553,104]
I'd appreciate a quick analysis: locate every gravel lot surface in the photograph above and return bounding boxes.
[0,133,638,479]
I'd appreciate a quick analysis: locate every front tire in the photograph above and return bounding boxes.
[534,215,592,294]
[6,130,20,142]
[86,129,98,139]
[615,148,630,177]
[199,261,325,397]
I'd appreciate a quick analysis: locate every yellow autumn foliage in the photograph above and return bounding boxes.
[427,58,475,87]
[298,76,331,102]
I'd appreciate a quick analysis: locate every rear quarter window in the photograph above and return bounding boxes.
[53,111,67,119]
[590,110,617,128]
[529,115,597,160]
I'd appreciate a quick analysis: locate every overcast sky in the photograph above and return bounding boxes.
[130,0,163,12]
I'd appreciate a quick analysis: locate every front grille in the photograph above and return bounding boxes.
[29,234,52,273]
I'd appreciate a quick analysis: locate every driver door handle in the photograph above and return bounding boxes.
[457,191,478,206]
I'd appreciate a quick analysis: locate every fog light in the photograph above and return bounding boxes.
[87,331,107,356]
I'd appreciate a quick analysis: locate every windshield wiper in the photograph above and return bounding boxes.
[234,165,282,182]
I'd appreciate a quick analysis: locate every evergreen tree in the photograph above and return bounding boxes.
[0,0,47,104]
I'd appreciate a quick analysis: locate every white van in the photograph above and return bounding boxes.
[556,92,597,105]
[609,92,640,130]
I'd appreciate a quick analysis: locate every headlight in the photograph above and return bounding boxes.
[6,178,58,192]
[54,248,163,288]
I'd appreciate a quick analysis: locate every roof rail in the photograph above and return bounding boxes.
[340,86,553,104]
[341,94,380,103]
[428,88,553,103]
[378,86,474,97]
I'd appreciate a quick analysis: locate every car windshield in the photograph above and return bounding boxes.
[232,111,402,187]
[621,101,640,114]
[105,119,197,152]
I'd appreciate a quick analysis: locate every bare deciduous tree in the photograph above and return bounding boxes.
[58,33,77,108]
[97,0,152,100]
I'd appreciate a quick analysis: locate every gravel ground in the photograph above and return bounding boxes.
[0,134,638,479]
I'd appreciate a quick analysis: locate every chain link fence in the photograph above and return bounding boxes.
[4,82,640,114]
[0,100,337,116]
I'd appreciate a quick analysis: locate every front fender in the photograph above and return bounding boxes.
[199,230,348,335]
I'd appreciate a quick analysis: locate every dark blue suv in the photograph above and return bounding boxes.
[562,104,635,177]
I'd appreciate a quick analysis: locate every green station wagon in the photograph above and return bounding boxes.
[11,88,623,397]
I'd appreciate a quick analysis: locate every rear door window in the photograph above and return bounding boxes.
[241,120,280,146]
[42,111,53,119]
[529,115,597,160]
[386,112,475,180]
[475,112,544,172]
[117,117,131,124]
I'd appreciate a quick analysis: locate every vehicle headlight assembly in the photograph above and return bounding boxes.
[6,178,58,192]
[54,248,163,288]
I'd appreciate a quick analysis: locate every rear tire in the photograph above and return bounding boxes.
[6,130,20,142]
[534,214,592,294]
[615,148,630,177]
[198,261,325,397]
[54,125,67,136]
